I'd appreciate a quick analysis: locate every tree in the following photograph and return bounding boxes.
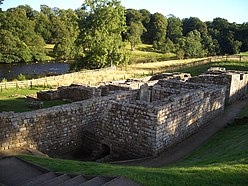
[182,17,207,36]
[150,13,168,51]
[77,0,129,69]
[0,7,46,62]
[167,15,183,44]
[127,22,146,50]
[208,18,242,54]
[125,9,146,50]
[183,30,205,58]
[53,9,80,59]
[0,30,32,63]
[139,9,151,44]
[34,12,52,43]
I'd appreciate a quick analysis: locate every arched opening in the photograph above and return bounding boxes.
[101,144,110,158]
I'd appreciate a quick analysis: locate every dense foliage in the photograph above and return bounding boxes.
[0,0,248,68]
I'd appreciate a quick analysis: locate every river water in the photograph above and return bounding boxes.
[0,61,71,81]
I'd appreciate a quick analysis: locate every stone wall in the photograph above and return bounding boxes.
[0,68,246,160]
[37,84,101,102]
[188,68,248,103]
[0,97,110,154]
[96,80,226,158]
[152,81,226,154]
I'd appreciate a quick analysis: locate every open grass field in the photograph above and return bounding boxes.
[20,117,248,185]
[172,60,248,76]
[239,51,248,56]
[0,87,68,112]
[129,44,176,63]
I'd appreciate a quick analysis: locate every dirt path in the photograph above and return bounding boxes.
[114,99,248,167]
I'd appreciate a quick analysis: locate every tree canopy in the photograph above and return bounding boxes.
[77,0,129,68]
[0,0,247,66]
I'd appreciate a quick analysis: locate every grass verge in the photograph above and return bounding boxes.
[0,87,68,112]
[20,119,248,186]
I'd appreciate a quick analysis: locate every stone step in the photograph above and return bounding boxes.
[22,172,56,186]
[78,177,110,186]
[61,175,89,186]
[40,174,71,186]
[102,177,141,186]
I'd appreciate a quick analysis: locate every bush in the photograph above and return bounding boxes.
[17,73,26,81]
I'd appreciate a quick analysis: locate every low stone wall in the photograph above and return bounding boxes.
[0,97,110,155]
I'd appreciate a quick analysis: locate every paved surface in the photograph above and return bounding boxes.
[115,99,248,167]
[0,157,44,186]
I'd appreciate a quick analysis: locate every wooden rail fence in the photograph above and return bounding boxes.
[0,55,247,90]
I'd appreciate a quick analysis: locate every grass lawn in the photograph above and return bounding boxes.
[20,119,248,186]
[239,51,248,56]
[171,61,248,76]
[0,87,68,112]
[130,44,176,63]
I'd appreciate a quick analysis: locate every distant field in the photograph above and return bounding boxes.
[239,51,248,56]
[172,61,248,76]
[129,44,176,63]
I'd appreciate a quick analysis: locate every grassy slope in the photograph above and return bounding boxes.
[172,61,248,76]
[20,119,248,186]
[129,44,176,63]
[239,51,248,56]
[0,87,68,112]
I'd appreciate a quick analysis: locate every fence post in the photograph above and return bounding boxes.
[16,81,18,90]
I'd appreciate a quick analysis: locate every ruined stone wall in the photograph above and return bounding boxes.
[97,81,226,158]
[0,97,110,155]
[188,73,248,104]
[228,73,248,103]
[154,87,225,153]
[97,100,158,158]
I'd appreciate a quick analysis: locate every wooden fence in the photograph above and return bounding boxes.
[0,55,247,90]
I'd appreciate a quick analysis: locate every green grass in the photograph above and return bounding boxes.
[239,51,248,56]
[170,61,248,76]
[129,43,176,63]
[20,120,248,186]
[44,44,55,61]
[0,87,68,112]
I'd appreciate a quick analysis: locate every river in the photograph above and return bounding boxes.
[0,61,71,81]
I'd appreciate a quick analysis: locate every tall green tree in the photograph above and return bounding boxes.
[139,9,151,44]
[183,30,205,58]
[182,17,207,36]
[150,13,168,51]
[77,0,129,68]
[0,7,46,62]
[0,30,32,63]
[167,15,183,44]
[208,18,242,54]
[53,9,80,60]
[125,9,146,50]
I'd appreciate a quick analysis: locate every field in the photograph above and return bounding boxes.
[20,115,248,185]
[2,60,248,112]
[239,51,248,56]
[0,87,68,112]
[171,60,248,76]
[129,44,176,63]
